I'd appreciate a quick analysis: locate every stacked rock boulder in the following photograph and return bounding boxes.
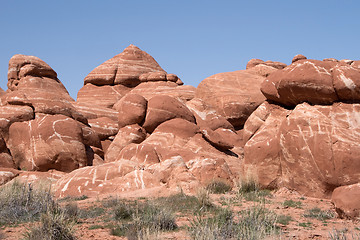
[243,55,360,204]
[53,45,244,198]
[0,54,95,185]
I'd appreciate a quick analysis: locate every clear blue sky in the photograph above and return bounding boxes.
[1,1,359,99]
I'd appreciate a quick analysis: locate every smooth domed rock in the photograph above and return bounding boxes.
[196,70,266,128]
[292,54,307,63]
[143,95,195,132]
[115,94,147,128]
[332,183,360,219]
[246,59,264,69]
[84,44,166,87]
[7,115,88,172]
[261,59,338,106]
[7,54,73,102]
[323,58,338,62]
[247,64,278,77]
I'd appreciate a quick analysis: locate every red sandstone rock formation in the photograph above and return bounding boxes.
[196,70,266,128]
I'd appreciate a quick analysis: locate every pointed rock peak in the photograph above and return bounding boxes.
[84,45,168,87]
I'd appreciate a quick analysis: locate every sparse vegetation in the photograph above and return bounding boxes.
[304,207,335,221]
[283,199,302,209]
[206,180,232,194]
[236,175,272,202]
[329,228,360,240]
[196,188,214,209]
[22,203,77,240]
[187,204,279,240]
[110,201,177,239]
[276,214,293,225]
[0,181,54,226]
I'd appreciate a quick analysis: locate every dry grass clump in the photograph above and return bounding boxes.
[22,206,77,240]
[304,207,335,221]
[187,204,279,240]
[328,228,360,240]
[0,181,54,225]
[206,180,232,194]
[236,174,271,202]
[110,201,177,239]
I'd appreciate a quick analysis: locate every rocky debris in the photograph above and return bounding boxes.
[196,70,266,128]
[261,59,360,107]
[7,115,88,172]
[292,54,307,63]
[332,183,360,219]
[115,94,147,129]
[84,44,166,87]
[143,95,196,132]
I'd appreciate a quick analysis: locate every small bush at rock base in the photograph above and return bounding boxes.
[206,180,232,194]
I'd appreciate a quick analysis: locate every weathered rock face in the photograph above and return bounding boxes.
[186,98,234,131]
[84,44,166,87]
[7,114,88,172]
[88,117,119,141]
[243,102,290,188]
[243,101,360,198]
[261,59,360,107]
[53,118,238,197]
[196,70,266,128]
[143,95,196,132]
[128,81,195,103]
[332,183,360,219]
[76,84,131,109]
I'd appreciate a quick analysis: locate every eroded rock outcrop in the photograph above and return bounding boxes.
[0,55,92,172]
[196,70,266,128]
[243,55,360,198]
